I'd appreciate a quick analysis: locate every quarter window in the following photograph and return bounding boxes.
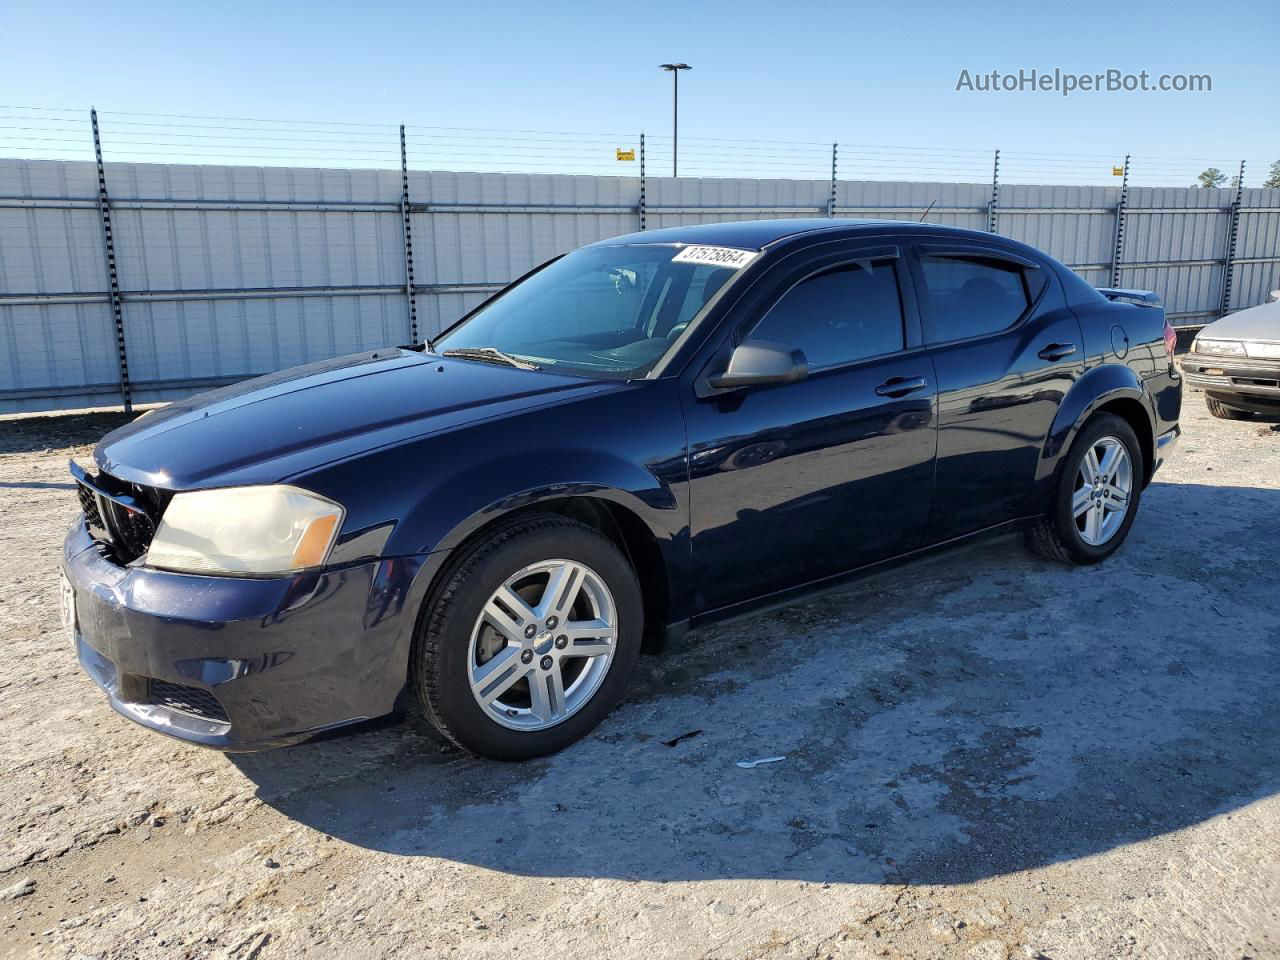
[749,258,906,369]
[918,254,1038,342]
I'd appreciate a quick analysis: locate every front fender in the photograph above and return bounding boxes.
[401,449,681,557]
[394,449,690,644]
[1035,362,1152,484]
[294,378,692,635]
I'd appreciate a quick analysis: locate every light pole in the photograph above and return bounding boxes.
[659,63,691,177]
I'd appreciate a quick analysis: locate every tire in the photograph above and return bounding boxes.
[1205,395,1253,420]
[1026,413,1144,565]
[410,514,643,760]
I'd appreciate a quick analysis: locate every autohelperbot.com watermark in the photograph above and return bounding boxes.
[955,68,1212,97]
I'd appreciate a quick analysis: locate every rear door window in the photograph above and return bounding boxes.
[917,254,1041,342]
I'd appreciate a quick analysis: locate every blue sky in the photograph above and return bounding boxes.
[2,0,1276,184]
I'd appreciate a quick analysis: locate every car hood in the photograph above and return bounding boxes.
[95,349,618,489]
[1198,299,1280,341]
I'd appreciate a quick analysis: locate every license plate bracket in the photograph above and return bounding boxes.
[59,569,78,645]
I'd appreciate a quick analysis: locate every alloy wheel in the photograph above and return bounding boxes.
[1073,436,1133,546]
[467,559,617,731]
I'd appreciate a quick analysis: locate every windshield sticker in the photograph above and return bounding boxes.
[672,246,759,269]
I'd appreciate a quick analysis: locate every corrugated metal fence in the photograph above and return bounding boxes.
[1,157,1277,413]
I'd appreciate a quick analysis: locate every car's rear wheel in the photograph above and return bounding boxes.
[410,515,643,760]
[1205,395,1254,420]
[1026,413,1143,565]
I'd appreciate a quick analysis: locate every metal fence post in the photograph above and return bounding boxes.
[827,143,838,217]
[399,125,420,344]
[1109,153,1131,287]
[987,149,1000,233]
[1218,159,1246,318]
[639,132,646,231]
[90,109,132,413]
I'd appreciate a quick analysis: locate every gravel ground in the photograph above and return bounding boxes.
[1,393,1279,960]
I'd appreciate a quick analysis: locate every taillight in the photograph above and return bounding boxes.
[1163,318,1178,359]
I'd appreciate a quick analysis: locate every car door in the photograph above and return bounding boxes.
[906,240,1086,542]
[680,240,938,615]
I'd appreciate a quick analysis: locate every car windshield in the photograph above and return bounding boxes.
[431,244,746,379]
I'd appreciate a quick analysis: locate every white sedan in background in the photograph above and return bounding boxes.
[1181,295,1280,419]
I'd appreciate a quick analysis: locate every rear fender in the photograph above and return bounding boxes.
[1035,362,1152,485]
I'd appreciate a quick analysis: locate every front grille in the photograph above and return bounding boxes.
[70,463,164,564]
[76,482,106,531]
[105,499,157,559]
[150,679,231,724]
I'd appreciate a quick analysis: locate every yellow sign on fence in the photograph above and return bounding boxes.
[616,148,636,162]
[1112,166,1125,176]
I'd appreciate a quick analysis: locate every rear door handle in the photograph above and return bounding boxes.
[1037,342,1077,362]
[875,375,929,398]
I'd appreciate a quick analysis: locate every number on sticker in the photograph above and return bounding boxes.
[672,246,759,269]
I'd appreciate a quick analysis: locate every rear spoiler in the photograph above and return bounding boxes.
[1097,287,1162,307]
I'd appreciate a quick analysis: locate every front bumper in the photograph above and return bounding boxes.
[62,519,437,750]
[1181,353,1280,405]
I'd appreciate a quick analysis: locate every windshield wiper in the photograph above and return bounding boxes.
[440,347,541,371]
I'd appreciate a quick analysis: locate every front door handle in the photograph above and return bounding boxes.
[1037,342,1077,362]
[875,375,929,398]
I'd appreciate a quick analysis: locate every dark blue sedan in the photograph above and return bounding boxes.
[61,219,1182,759]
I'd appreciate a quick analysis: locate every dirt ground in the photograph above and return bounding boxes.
[1,391,1278,960]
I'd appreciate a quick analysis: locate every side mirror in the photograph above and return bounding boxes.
[702,340,808,394]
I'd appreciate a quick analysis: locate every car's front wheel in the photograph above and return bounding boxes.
[1026,413,1143,565]
[410,515,643,760]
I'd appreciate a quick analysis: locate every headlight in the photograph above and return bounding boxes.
[1194,338,1246,356]
[146,485,344,575]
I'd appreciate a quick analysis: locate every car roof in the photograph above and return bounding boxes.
[592,218,1000,251]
